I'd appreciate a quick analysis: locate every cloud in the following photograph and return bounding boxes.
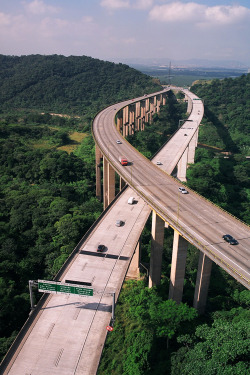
[100,0,130,9]
[101,0,154,10]
[149,2,250,26]
[0,12,11,26]
[23,0,60,15]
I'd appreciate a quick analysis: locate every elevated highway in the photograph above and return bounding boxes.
[93,89,250,290]
[1,88,249,375]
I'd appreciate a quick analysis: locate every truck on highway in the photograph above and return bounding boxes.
[119,156,128,166]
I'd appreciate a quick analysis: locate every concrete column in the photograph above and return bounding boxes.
[149,211,165,288]
[103,158,115,209]
[169,231,188,303]
[123,106,129,124]
[157,96,161,112]
[185,94,192,114]
[187,135,196,164]
[193,252,212,314]
[177,148,188,182]
[130,107,135,135]
[126,240,141,279]
[116,112,123,133]
[194,128,199,147]
[163,94,166,106]
[119,176,126,191]
[95,145,102,201]
[103,157,108,209]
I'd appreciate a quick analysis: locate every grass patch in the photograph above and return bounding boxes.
[57,132,87,153]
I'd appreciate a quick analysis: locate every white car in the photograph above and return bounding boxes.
[116,220,124,227]
[128,197,135,205]
[178,187,188,194]
[156,161,162,165]
[116,140,122,144]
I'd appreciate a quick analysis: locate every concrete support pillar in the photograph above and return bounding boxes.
[119,176,126,191]
[185,94,192,114]
[168,231,188,303]
[193,252,212,314]
[103,158,115,210]
[123,106,129,124]
[126,240,141,279]
[129,106,135,135]
[157,96,161,112]
[95,145,102,201]
[177,148,188,182]
[194,128,199,147]
[163,94,166,106]
[187,135,196,164]
[149,211,165,288]
[116,112,123,133]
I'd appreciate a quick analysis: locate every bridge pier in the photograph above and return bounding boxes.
[95,146,102,201]
[187,132,197,164]
[103,157,115,210]
[177,148,188,182]
[193,252,212,314]
[168,231,188,303]
[149,211,165,288]
[185,94,193,114]
[127,239,141,279]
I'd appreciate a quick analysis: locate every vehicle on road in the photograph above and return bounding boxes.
[97,244,105,252]
[178,187,188,194]
[116,140,122,144]
[156,161,162,165]
[119,156,128,165]
[128,197,135,205]
[116,220,124,227]
[222,234,238,245]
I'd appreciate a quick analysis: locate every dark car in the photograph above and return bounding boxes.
[222,234,238,245]
[97,244,105,252]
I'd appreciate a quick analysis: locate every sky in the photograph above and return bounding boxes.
[1,0,250,66]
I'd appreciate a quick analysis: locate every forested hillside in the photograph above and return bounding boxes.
[187,74,250,223]
[0,54,160,118]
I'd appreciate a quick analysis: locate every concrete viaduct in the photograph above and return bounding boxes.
[93,87,249,313]
[1,88,249,375]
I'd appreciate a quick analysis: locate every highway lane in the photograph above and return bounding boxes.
[93,89,250,288]
[4,188,150,375]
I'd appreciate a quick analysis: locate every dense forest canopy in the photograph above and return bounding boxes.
[0,54,161,118]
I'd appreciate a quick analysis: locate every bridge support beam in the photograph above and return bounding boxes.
[103,158,115,210]
[149,211,165,288]
[95,146,102,201]
[193,252,212,314]
[169,231,188,303]
[177,148,188,182]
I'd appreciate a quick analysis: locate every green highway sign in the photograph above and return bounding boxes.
[38,280,93,297]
